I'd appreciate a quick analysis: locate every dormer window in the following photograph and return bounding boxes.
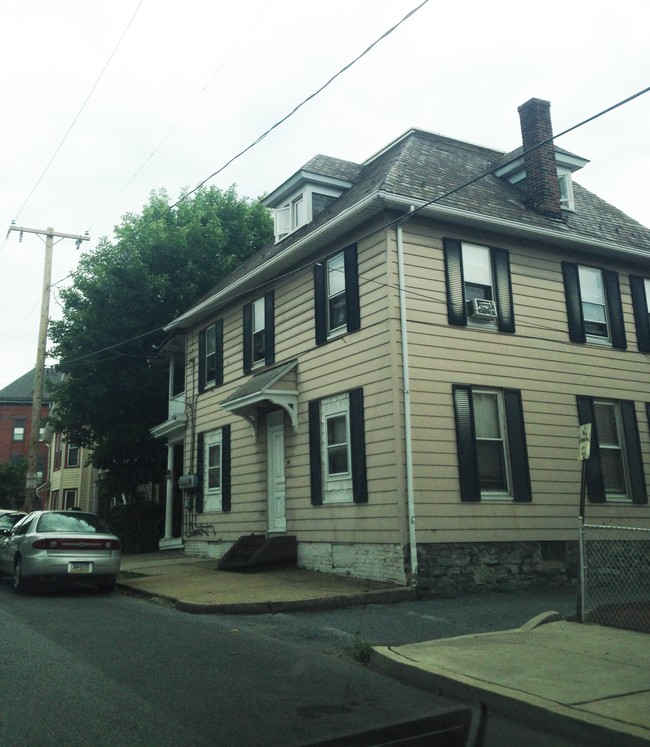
[558,172,575,211]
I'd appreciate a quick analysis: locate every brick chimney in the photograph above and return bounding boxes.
[517,98,562,218]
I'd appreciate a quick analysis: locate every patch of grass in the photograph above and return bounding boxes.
[118,570,149,580]
[352,632,372,664]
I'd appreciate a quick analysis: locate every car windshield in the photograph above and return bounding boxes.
[36,512,109,534]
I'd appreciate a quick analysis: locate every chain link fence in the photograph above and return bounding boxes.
[580,524,650,633]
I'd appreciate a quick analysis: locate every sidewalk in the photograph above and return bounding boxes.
[117,551,650,745]
[117,550,414,613]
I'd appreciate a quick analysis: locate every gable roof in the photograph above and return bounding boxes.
[0,368,61,405]
[167,128,650,331]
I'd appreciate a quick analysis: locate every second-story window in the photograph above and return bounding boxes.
[314,245,360,345]
[562,263,626,349]
[66,442,80,468]
[243,292,275,374]
[443,239,515,332]
[12,419,26,442]
[198,320,223,392]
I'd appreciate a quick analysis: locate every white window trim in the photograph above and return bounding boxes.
[473,388,512,500]
[320,392,353,504]
[578,265,611,345]
[557,171,575,211]
[594,399,632,502]
[203,429,223,512]
[326,251,347,339]
[251,297,266,367]
[462,243,498,329]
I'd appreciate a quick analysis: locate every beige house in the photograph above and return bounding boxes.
[44,428,99,514]
[154,98,650,593]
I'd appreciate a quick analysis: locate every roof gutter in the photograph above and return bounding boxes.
[165,192,380,331]
[166,187,647,332]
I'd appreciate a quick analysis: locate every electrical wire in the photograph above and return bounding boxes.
[12,1,146,224]
[87,0,275,234]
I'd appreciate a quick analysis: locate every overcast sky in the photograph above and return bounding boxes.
[1,0,648,390]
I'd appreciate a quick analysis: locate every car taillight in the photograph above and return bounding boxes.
[32,539,60,549]
[106,540,121,550]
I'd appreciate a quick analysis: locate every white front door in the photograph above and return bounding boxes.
[267,411,286,533]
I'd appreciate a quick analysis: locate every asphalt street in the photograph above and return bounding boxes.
[0,581,592,747]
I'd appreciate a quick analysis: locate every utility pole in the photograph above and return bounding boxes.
[8,224,89,511]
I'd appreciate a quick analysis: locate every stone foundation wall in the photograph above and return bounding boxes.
[416,541,579,596]
[298,542,408,586]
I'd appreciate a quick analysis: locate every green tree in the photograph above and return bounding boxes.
[48,186,273,498]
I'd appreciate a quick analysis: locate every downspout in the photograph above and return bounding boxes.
[396,208,418,582]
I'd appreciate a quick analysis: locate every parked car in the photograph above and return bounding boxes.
[0,511,26,536]
[0,510,121,593]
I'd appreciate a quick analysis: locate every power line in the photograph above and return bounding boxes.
[88,0,275,234]
[113,0,431,244]
[13,0,145,224]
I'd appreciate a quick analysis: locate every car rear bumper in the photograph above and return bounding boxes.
[21,552,121,580]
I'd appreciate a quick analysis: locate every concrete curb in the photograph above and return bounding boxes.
[117,582,415,615]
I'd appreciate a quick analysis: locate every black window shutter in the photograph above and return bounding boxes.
[443,238,467,327]
[308,400,323,505]
[603,270,626,350]
[349,387,368,504]
[576,396,606,503]
[344,244,361,334]
[195,432,205,513]
[221,424,231,511]
[491,247,516,333]
[630,275,650,352]
[314,263,327,345]
[620,401,647,505]
[242,303,252,374]
[265,291,275,366]
[198,329,206,392]
[452,385,481,502]
[215,319,224,386]
[503,389,532,502]
[562,262,586,343]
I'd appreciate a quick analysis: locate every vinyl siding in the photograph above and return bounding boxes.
[181,215,649,549]
[399,222,650,541]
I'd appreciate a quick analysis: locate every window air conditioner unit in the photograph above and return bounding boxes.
[468,298,497,320]
[178,474,199,490]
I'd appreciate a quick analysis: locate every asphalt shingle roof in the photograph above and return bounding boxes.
[0,368,61,404]
[174,128,650,324]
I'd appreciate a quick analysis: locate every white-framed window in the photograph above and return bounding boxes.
[203,430,223,512]
[66,442,80,468]
[578,266,609,342]
[291,196,304,230]
[558,172,575,211]
[452,385,531,503]
[204,324,217,384]
[12,419,26,442]
[251,297,266,365]
[444,239,514,332]
[326,251,347,335]
[472,389,511,496]
[577,396,646,504]
[320,392,353,503]
[63,489,77,509]
[593,400,630,500]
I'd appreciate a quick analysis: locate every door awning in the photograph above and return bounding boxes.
[221,359,298,433]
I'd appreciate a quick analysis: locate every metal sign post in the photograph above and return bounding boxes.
[577,423,591,623]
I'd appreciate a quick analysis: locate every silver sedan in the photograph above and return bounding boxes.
[0,510,122,593]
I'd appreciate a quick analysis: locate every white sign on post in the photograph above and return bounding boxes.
[578,423,592,461]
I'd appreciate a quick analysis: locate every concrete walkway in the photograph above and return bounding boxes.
[117,552,650,745]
